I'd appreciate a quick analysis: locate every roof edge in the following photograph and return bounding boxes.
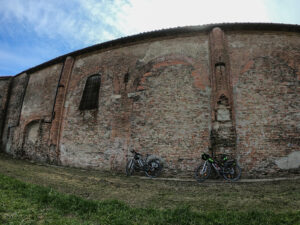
[14,22,300,77]
[0,76,12,80]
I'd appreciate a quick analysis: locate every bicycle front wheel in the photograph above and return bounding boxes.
[194,161,211,183]
[126,159,135,176]
[223,163,241,181]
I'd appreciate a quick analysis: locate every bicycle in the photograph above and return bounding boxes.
[126,150,163,178]
[194,153,241,182]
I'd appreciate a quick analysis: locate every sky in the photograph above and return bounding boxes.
[0,0,300,76]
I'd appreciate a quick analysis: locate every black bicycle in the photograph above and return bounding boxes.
[126,150,163,178]
[194,153,241,182]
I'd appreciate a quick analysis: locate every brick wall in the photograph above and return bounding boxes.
[228,31,300,177]
[1,26,299,178]
[0,77,11,150]
[21,64,62,122]
[58,36,211,175]
[1,73,28,154]
[18,64,62,162]
[1,63,62,161]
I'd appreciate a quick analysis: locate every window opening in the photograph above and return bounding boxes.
[79,74,101,110]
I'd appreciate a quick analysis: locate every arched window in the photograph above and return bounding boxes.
[79,74,101,110]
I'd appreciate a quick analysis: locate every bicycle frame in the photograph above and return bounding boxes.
[195,153,241,182]
[206,156,224,176]
[126,150,163,178]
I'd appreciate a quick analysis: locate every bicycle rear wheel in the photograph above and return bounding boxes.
[194,161,211,183]
[145,158,163,178]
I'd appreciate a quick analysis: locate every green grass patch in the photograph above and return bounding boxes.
[0,173,299,225]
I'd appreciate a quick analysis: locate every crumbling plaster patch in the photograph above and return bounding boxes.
[27,122,39,143]
[275,151,300,169]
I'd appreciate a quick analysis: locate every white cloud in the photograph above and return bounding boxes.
[2,0,299,75]
[106,0,271,36]
[0,0,119,47]
[0,0,272,48]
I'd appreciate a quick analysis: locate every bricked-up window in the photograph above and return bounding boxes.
[79,74,101,110]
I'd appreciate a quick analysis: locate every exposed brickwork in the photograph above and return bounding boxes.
[209,28,237,158]
[21,64,62,122]
[228,31,300,177]
[131,63,211,175]
[0,77,12,150]
[57,36,210,174]
[49,57,74,163]
[1,73,29,155]
[0,25,299,178]
[22,120,52,162]
[16,64,63,162]
[1,64,62,161]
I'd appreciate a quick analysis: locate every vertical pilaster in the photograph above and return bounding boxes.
[49,56,74,163]
[209,27,236,157]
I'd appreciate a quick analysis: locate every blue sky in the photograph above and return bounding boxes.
[0,0,299,76]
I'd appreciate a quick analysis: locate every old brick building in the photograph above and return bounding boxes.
[0,23,299,178]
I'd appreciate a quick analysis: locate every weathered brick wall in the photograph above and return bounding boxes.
[2,73,29,154]
[2,64,62,161]
[21,64,62,122]
[18,64,62,161]
[59,36,211,175]
[0,77,11,150]
[59,49,119,169]
[49,57,74,164]
[130,37,211,176]
[228,31,300,177]
[1,26,299,178]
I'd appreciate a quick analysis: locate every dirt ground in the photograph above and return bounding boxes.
[0,153,299,212]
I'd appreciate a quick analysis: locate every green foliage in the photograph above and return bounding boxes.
[0,173,299,225]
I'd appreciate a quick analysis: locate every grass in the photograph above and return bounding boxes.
[1,174,300,225]
[0,153,300,224]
